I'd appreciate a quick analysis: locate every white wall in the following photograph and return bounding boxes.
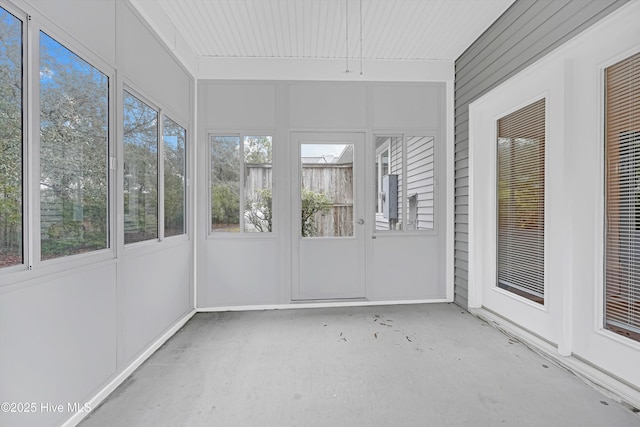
[0,1,195,426]
[198,80,448,308]
[468,0,640,393]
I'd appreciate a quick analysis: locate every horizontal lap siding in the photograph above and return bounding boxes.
[391,139,403,222]
[453,0,628,308]
[407,137,435,230]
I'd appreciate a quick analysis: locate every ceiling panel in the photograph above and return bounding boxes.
[156,0,515,61]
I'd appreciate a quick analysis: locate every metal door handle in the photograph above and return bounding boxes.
[356,219,365,225]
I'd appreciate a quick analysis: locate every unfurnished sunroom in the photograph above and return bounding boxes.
[0,0,640,426]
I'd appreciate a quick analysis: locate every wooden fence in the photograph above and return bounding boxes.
[246,163,353,237]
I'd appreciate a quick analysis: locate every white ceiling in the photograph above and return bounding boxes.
[131,0,515,79]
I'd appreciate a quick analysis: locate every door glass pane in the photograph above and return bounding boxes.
[0,7,23,268]
[497,99,545,304]
[301,144,353,237]
[605,52,640,341]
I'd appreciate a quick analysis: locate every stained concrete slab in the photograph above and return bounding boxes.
[80,303,640,427]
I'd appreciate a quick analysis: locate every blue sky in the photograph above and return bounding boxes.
[301,144,347,158]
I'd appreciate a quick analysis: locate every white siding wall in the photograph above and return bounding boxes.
[407,136,435,230]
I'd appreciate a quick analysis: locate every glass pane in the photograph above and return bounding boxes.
[604,52,640,341]
[497,99,545,304]
[40,32,109,259]
[381,150,389,177]
[300,143,353,237]
[123,91,158,244]
[211,136,240,232]
[163,117,186,237]
[406,136,435,231]
[375,136,402,231]
[244,136,272,232]
[0,8,23,268]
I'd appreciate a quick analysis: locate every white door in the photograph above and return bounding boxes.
[291,132,366,300]
[470,86,561,345]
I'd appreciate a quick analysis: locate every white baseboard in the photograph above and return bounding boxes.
[469,308,640,412]
[62,309,197,427]
[197,298,452,312]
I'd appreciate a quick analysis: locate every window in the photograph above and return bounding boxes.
[496,98,546,304]
[39,32,109,260]
[374,135,435,232]
[0,6,23,268]
[123,91,158,244]
[210,134,272,233]
[605,51,640,342]
[163,116,186,237]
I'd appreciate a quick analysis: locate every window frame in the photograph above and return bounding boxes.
[122,87,160,246]
[494,97,547,306]
[37,30,113,263]
[0,2,28,274]
[601,50,640,344]
[375,140,391,216]
[162,114,188,239]
[32,22,116,272]
[207,130,275,238]
[372,132,438,237]
[0,15,118,283]
[122,87,191,248]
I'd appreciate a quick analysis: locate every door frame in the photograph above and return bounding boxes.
[290,131,367,301]
[468,59,566,350]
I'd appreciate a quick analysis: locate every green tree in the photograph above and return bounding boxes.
[301,188,332,237]
[39,32,109,258]
[0,10,22,266]
[123,92,158,243]
[212,184,239,227]
[211,136,240,230]
[245,188,272,232]
[163,118,186,237]
[244,136,272,164]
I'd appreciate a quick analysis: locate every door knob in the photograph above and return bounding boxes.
[356,219,365,225]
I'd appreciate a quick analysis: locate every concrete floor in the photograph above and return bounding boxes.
[80,303,640,427]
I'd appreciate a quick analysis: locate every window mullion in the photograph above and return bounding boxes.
[402,134,407,232]
[23,10,32,270]
[29,21,41,268]
[158,113,164,242]
[240,135,245,233]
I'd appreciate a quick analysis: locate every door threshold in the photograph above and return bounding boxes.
[197,299,450,313]
[290,297,368,304]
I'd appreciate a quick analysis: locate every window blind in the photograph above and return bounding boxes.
[497,98,546,304]
[605,52,640,341]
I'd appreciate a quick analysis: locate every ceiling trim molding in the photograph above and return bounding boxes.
[197,57,453,82]
[129,0,199,77]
